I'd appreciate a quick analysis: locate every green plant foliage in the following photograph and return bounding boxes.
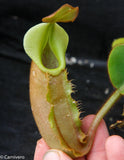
[112,37,124,48]
[108,44,124,94]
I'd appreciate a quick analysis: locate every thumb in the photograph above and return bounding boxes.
[43,149,73,160]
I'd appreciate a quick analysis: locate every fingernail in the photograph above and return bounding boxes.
[43,150,60,160]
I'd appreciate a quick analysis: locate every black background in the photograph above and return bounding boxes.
[0,0,124,159]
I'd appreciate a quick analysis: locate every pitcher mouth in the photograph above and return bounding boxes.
[42,42,59,69]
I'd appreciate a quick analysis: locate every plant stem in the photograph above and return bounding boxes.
[87,84,124,143]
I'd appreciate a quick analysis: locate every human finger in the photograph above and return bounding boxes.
[43,149,73,160]
[105,135,124,160]
[34,138,50,160]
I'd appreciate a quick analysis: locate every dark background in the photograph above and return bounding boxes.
[0,0,124,159]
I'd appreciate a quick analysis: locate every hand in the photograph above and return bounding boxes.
[34,115,124,160]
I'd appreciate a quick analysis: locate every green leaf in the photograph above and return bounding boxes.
[23,23,68,76]
[112,37,124,48]
[108,45,124,94]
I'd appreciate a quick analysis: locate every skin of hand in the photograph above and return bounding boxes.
[34,115,124,160]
